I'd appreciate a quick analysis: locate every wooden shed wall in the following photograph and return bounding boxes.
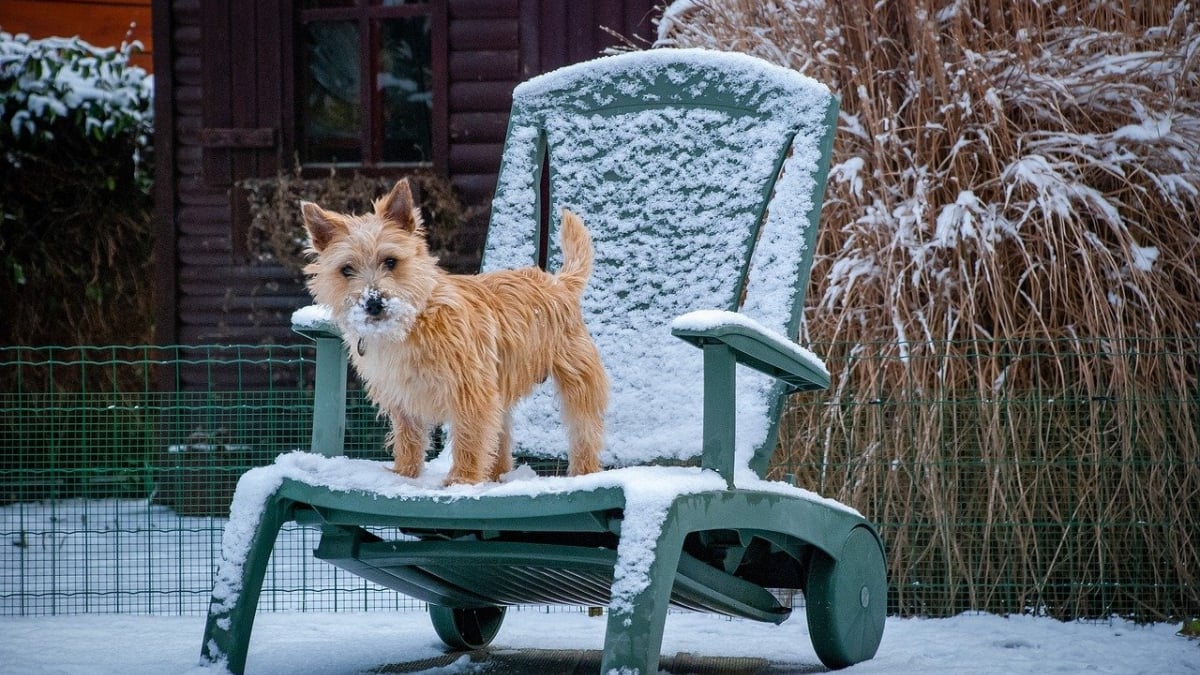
[153,0,659,385]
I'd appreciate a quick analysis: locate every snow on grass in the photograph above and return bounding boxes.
[1,608,1196,674]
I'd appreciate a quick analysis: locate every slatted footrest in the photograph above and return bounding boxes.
[315,528,790,622]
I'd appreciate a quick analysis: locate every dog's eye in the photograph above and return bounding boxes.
[382,257,397,271]
[340,265,354,278]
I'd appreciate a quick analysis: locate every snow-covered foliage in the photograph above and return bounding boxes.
[0,31,152,155]
[0,31,155,346]
[656,0,1200,621]
[656,1,1200,345]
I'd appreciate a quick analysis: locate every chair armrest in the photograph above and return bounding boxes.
[292,305,341,341]
[671,310,830,392]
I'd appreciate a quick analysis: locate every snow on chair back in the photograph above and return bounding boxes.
[483,48,838,475]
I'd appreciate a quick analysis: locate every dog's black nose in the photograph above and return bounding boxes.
[364,296,384,317]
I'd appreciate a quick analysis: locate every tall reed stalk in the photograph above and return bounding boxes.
[656,0,1200,620]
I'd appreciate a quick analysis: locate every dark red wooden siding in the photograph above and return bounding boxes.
[0,0,154,72]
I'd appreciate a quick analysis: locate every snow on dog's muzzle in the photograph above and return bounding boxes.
[346,289,418,340]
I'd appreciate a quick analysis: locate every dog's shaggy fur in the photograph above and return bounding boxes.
[301,180,608,484]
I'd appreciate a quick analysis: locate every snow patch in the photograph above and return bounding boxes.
[291,304,332,328]
[1129,244,1159,273]
[670,310,829,381]
[343,289,419,339]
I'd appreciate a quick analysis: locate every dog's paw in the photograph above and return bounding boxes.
[390,462,423,479]
[443,470,487,487]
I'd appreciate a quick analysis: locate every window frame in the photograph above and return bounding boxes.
[284,0,448,174]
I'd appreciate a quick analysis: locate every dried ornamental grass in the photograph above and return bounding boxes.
[656,0,1199,620]
[239,168,482,276]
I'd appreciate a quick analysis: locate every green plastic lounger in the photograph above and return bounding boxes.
[199,47,886,674]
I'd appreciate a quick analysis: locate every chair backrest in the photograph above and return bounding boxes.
[482,48,838,477]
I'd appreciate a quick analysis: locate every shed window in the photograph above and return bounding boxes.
[298,0,444,168]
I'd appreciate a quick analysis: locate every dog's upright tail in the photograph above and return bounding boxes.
[557,209,594,296]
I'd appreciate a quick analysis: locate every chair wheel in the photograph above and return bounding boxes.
[805,526,887,669]
[429,605,506,650]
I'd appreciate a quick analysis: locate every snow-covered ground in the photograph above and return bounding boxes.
[2,492,1198,674]
[0,606,1196,674]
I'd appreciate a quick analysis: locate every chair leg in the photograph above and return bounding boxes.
[199,496,291,674]
[600,522,685,675]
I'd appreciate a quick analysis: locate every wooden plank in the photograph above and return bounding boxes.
[537,0,567,72]
[449,81,516,112]
[227,1,258,256]
[567,0,598,63]
[449,49,519,81]
[200,0,233,186]
[175,306,303,326]
[449,17,518,48]
[179,295,307,312]
[151,0,177,347]
[174,57,202,83]
[452,174,499,202]
[174,246,252,263]
[180,265,302,283]
[173,25,201,48]
[199,128,277,148]
[595,0,623,51]
[431,1,450,174]
[449,112,509,144]
[177,324,298,344]
[448,0,518,20]
[177,220,240,236]
[0,0,153,71]
[449,143,504,174]
[175,183,228,204]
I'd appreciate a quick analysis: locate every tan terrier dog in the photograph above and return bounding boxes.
[301,179,608,485]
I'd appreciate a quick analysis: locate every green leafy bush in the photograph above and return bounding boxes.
[0,32,154,349]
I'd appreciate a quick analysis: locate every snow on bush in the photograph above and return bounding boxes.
[656,0,1200,621]
[656,1,1200,345]
[0,31,152,164]
[0,31,155,347]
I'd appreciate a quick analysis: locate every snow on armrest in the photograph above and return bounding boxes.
[291,305,340,340]
[670,310,830,392]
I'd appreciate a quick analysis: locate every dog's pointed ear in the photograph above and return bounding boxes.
[376,179,422,233]
[301,201,347,253]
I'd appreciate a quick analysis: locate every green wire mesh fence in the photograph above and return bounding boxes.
[781,336,1199,622]
[1,339,1197,620]
[0,344,402,616]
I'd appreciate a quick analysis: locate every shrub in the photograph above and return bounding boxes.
[657,0,1200,620]
[0,31,154,349]
[240,167,484,277]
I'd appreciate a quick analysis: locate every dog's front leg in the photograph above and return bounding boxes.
[388,410,427,478]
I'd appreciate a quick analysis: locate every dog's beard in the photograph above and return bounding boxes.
[342,288,419,341]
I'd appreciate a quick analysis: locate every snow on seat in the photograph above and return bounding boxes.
[482,48,835,473]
